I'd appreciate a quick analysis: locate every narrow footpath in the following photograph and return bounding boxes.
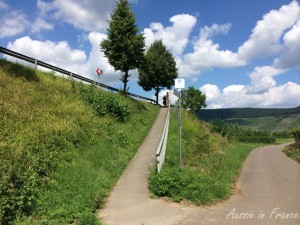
[98,108,193,225]
[98,108,300,225]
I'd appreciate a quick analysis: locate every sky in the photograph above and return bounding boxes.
[1,0,300,108]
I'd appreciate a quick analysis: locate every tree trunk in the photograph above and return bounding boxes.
[155,86,159,104]
[123,71,129,95]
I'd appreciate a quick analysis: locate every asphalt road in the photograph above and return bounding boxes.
[177,144,300,225]
[98,109,300,225]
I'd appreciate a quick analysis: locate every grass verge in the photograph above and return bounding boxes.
[0,59,159,224]
[149,110,264,205]
[283,143,300,164]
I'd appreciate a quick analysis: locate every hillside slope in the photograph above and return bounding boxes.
[199,107,300,131]
[0,59,159,225]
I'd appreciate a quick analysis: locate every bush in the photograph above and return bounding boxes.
[149,168,191,202]
[79,84,131,121]
[292,126,300,146]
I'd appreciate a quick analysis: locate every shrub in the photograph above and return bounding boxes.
[79,84,131,121]
[292,126,300,146]
[149,168,191,202]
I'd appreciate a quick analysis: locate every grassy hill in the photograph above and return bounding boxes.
[198,107,300,131]
[0,59,159,225]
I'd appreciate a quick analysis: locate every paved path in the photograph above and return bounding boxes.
[98,108,193,225]
[98,107,300,225]
[177,144,300,225]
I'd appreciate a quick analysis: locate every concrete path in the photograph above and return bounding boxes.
[98,108,193,225]
[98,107,300,225]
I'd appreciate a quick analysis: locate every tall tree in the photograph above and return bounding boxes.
[138,40,178,104]
[182,86,207,113]
[100,0,145,94]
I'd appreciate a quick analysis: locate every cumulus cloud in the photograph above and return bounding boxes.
[178,23,246,78]
[7,36,87,71]
[143,14,197,57]
[5,33,123,85]
[0,10,29,38]
[37,0,115,32]
[274,20,300,69]
[200,66,300,109]
[247,66,286,94]
[238,0,300,61]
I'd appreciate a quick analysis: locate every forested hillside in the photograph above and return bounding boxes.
[198,107,300,131]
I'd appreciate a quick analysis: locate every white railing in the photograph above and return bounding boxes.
[156,109,170,173]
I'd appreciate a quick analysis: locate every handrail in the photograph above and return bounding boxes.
[156,108,170,172]
[0,46,156,104]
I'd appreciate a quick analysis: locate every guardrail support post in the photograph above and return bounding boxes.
[34,59,37,69]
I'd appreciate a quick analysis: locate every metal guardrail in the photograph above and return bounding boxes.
[156,108,170,173]
[0,46,156,104]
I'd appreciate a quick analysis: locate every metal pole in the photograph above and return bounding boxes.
[179,90,182,170]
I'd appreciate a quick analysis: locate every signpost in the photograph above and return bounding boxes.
[174,79,185,170]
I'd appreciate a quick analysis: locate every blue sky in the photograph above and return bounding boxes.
[1,0,300,108]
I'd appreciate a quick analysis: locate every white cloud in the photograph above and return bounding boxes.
[143,14,197,57]
[7,36,86,66]
[200,66,300,109]
[32,18,54,33]
[238,0,300,61]
[179,23,246,78]
[247,66,286,94]
[5,34,124,86]
[0,10,29,38]
[0,1,8,10]
[41,0,115,32]
[274,20,300,69]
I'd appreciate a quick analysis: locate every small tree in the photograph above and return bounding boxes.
[138,40,178,104]
[182,86,206,113]
[101,0,145,94]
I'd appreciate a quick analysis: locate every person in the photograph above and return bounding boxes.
[163,95,166,107]
[166,91,169,107]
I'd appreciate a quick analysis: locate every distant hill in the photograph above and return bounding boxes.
[198,107,300,131]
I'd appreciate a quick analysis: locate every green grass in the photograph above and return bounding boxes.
[149,110,264,205]
[283,143,300,164]
[0,59,159,224]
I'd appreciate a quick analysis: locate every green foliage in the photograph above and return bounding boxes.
[138,40,178,103]
[283,143,300,163]
[78,83,131,121]
[0,60,159,224]
[100,0,145,93]
[149,168,191,202]
[182,86,206,113]
[292,126,300,146]
[199,106,300,121]
[149,109,261,204]
[210,119,276,143]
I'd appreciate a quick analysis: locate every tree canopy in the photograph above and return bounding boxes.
[100,0,145,94]
[182,86,206,113]
[138,40,178,103]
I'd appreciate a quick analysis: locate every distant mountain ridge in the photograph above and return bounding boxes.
[198,106,300,131]
[199,106,300,121]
